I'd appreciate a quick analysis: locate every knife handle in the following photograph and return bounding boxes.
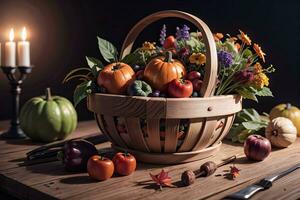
[225,185,264,200]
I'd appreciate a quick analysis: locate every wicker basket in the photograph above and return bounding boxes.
[87,10,242,164]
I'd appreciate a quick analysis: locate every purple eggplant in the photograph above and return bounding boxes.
[62,139,98,172]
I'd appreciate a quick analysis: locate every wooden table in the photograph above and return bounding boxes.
[1,120,300,200]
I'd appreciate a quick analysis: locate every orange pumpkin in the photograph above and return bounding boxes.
[97,62,135,94]
[143,51,186,92]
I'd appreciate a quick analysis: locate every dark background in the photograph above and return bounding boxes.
[0,0,299,121]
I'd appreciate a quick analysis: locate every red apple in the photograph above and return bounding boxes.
[113,152,136,176]
[87,155,114,181]
[187,71,201,81]
[192,79,203,92]
[244,135,271,161]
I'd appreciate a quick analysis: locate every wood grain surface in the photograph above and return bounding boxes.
[1,120,300,200]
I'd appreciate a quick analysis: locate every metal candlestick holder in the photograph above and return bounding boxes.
[1,66,33,139]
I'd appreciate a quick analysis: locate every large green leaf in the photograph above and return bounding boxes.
[97,37,118,63]
[242,121,264,131]
[86,56,103,77]
[86,56,103,68]
[236,88,258,102]
[256,87,273,97]
[73,81,91,107]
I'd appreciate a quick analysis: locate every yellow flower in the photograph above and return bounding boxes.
[214,33,224,42]
[141,41,156,51]
[253,43,266,63]
[252,72,269,89]
[253,62,263,74]
[189,53,206,65]
[238,30,252,45]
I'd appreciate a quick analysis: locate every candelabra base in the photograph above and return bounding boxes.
[1,125,26,139]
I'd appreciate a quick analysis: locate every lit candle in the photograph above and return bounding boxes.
[4,28,16,67]
[17,27,30,67]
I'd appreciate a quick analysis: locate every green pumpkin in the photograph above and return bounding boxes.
[20,88,77,142]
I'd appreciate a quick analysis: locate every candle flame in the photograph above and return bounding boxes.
[21,27,27,41]
[9,28,14,41]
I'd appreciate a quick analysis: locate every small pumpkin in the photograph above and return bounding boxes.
[269,103,300,136]
[143,51,186,92]
[20,88,77,142]
[97,62,135,94]
[265,117,297,148]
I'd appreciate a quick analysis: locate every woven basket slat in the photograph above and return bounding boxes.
[164,119,180,153]
[178,118,205,152]
[103,116,127,148]
[124,118,150,152]
[145,119,161,152]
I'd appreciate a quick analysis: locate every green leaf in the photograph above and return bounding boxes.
[236,88,258,102]
[86,56,103,68]
[256,87,273,97]
[97,36,118,63]
[86,56,103,77]
[73,81,92,107]
[242,121,265,131]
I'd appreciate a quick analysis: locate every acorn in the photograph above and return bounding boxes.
[180,156,236,186]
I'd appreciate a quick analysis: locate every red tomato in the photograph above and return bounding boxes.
[87,155,114,181]
[168,79,193,98]
[113,152,136,176]
[192,79,203,92]
[163,36,176,50]
[186,71,201,81]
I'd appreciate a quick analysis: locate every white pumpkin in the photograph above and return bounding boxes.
[265,117,297,148]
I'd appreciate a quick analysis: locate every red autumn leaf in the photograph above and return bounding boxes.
[150,169,174,189]
[230,166,240,179]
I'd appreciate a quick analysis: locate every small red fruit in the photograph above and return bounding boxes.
[113,152,136,176]
[168,79,193,98]
[186,71,201,81]
[192,79,203,92]
[163,36,176,50]
[87,155,114,181]
[244,135,271,161]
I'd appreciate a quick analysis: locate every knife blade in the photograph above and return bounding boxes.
[225,163,300,199]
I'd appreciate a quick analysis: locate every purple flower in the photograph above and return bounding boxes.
[181,25,190,40]
[234,70,254,83]
[159,24,167,45]
[218,50,233,67]
[176,25,190,40]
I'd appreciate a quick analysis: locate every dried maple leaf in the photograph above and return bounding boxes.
[230,166,240,179]
[150,169,174,190]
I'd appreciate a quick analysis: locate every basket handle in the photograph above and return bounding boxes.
[120,10,218,97]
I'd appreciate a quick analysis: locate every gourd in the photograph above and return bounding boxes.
[97,62,135,94]
[270,103,300,136]
[127,80,152,96]
[143,51,186,92]
[20,88,77,142]
[265,117,297,148]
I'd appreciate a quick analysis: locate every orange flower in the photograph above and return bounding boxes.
[253,62,263,74]
[253,43,266,62]
[238,30,252,45]
[214,33,224,42]
[235,43,241,51]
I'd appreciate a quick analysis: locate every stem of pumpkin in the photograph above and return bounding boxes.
[45,88,52,101]
[286,103,291,109]
[164,51,173,62]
